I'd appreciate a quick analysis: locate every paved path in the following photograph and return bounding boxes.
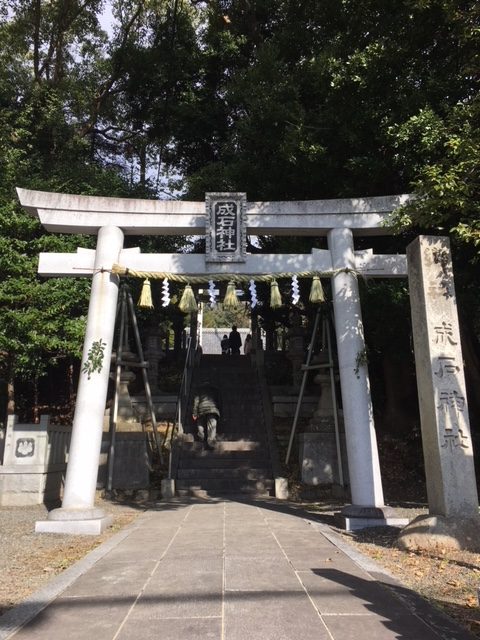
[1,499,474,640]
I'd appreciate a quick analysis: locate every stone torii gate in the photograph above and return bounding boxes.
[18,188,412,534]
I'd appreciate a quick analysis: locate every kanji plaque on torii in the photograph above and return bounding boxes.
[205,192,247,263]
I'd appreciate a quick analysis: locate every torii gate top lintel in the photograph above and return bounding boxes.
[16,187,412,237]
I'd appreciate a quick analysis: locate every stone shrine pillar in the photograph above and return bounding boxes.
[299,357,345,487]
[286,312,305,390]
[399,236,480,551]
[36,225,124,534]
[144,333,164,394]
[328,228,389,525]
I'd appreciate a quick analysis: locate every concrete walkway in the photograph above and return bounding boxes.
[1,498,475,640]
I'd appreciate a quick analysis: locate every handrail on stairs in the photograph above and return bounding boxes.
[166,336,197,479]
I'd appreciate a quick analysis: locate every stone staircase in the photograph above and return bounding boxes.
[174,354,274,497]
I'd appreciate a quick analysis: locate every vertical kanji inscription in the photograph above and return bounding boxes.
[214,201,238,253]
[206,192,247,263]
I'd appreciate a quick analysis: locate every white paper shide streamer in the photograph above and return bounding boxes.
[249,279,258,308]
[291,274,300,305]
[208,280,217,308]
[161,278,170,307]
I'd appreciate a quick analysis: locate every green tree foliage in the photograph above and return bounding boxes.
[202,303,250,329]
[389,101,480,251]
[385,2,480,256]
[0,0,187,418]
[172,1,478,206]
[1,0,479,421]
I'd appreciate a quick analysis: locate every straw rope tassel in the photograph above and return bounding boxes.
[270,279,282,308]
[309,276,325,303]
[223,281,239,308]
[137,278,154,308]
[179,284,197,313]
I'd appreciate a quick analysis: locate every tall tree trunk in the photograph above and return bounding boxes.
[6,366,15,422]
[33,373,40,424]
[139,143,147,187]
[33,0,42,81]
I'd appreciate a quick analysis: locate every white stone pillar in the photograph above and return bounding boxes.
[327,228,385,513]
[36,226,124,534]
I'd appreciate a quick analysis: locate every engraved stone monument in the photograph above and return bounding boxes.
[399,236,480,551]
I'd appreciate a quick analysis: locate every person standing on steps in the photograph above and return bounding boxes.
[192,380,221,450]
[221,334,230,355]
[229,325,242,355]
[244,333,252,355]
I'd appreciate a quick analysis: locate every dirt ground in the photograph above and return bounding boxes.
[1,497,479,638]
[337,524,480,637]
[0,497,141,617]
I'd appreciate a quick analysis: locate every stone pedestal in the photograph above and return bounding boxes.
[145,334,164,394]
[299,433,343,485]
[161,478,175,499]
[299,363,346,486]
[275,477,289,500]
[36,508,113,535]
[286,314,305,391]
[98,431,150,490]
[311,363,335,415]
[335,505,409,532]
[117,368,137,422]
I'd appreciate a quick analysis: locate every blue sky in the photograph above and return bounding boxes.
[98,2,114,36]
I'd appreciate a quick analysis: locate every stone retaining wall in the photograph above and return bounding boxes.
[0,415,70,506]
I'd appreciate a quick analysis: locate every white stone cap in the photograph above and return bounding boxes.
[17,188,412,236]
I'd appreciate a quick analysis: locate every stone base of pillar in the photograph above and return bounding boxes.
[161,478,176,499]
[275,477,289,500]
[335,504,409,531]
[35,507,113,535]
[397,514,480,552]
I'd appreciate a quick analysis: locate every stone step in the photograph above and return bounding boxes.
[199,355,252,364]
[220,426,267,436]
[177,468,272,480]
[195,384,255,390]
[175,353,274,500]
[179,457,270,470]
[179,446,268,461]
[182,440,265,452]
[220,414,262,422]
[176,478,274,495]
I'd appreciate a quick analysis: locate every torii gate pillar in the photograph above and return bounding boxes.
[36,225,124,534]
[328,228,396,525]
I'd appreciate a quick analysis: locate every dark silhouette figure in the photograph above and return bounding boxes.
[229,325,242,355]
[221,334,230,355]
